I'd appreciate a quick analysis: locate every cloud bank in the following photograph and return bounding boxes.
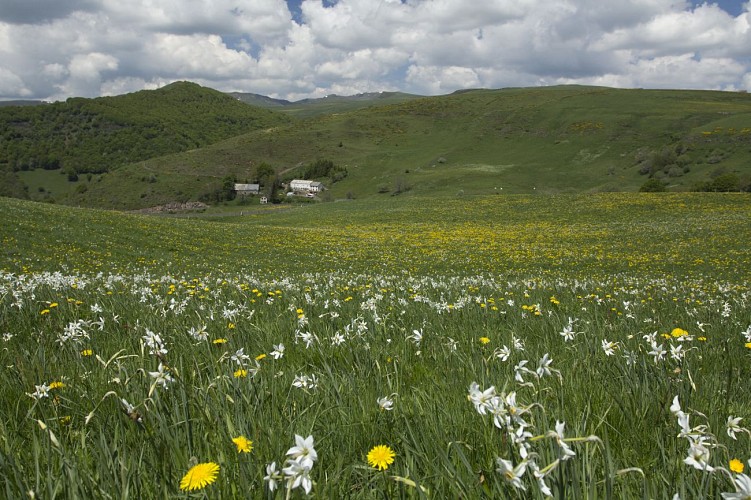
[0,0,749,101]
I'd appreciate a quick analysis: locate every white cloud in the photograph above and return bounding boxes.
[406,65,480,95]
[0,67,31,97]
[1,0,750,101]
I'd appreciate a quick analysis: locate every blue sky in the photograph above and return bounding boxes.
[0,0,750,101]
[692,0,746,15]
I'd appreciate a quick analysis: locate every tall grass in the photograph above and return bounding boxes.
[0,193,749,498]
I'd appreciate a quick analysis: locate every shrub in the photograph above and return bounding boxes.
[708,173,739,192]
[639,178,667,192]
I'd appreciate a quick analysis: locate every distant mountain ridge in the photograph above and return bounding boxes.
[0,100,47,107]
[229,90,424,118]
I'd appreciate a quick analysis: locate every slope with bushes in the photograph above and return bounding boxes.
[0,81,290,182]
[7,85,751,208]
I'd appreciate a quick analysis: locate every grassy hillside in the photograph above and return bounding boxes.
[58,85,751,209]
[0,82,290,198]
[7,85,751,209]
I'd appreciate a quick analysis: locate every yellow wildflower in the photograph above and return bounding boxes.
[232,435,253,453]
[730,458,744,473]
[671,328,688,338]
[367,445,396,471]
[179,462,219,492]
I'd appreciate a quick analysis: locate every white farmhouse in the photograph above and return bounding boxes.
[289,179,324,193]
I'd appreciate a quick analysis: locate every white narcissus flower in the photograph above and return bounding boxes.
[536,353,553,378]
[529,460,552,497]
[741,325,751,342]
[28,383,51,400]
[496,457,527,490]
[495,345,511,361]
[377,395,394,411]
[263,462,280,492]
[677,413,692,440]
[468,382,496,416]
[601,339,616,356]
[560,323,576,341]
[649,342,666,363]
[670,396,683,417]
[684,441,714,472]
[408,329,423,345]
[270,343,285,359]
[286,434,317,468]
[549,420,576,461]
[514,359,533,383]
[282,458,313,494]
[726,416,744,440]
[670,344,684,361]
[230,347,250,366]
[148,362,174,389]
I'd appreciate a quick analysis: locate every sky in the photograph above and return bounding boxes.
[0,0,750,102]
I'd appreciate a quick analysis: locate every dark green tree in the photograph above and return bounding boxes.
[639,178,666,192]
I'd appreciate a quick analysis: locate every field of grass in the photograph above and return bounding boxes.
[1,193,750,498]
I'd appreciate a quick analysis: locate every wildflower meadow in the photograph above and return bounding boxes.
[1,193,750,498]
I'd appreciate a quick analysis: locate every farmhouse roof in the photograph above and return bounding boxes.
[234,183,260,191]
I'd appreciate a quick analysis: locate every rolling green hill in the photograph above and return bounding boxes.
[0,82,291,198]
[7,84,751,209]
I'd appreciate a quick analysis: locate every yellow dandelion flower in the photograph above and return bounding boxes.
[40,309,50,315]
[671,328,688,338]
[730,458,744,473]
[479,337,490,345]
[255,353,267,361]
[232,435,253,453]
[81,349,93,356]
[745,342,751,349]
[49,302,59,308]
[367,445,396,471]
[179,462,220,492]
[227,322,236,329]
[213,338,227,345]
[233,368,248,378]
[49,381,65,390]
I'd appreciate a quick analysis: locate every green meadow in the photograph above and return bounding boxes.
[1,192,750,498]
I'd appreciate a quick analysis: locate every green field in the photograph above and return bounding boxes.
[1,193,750,498]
